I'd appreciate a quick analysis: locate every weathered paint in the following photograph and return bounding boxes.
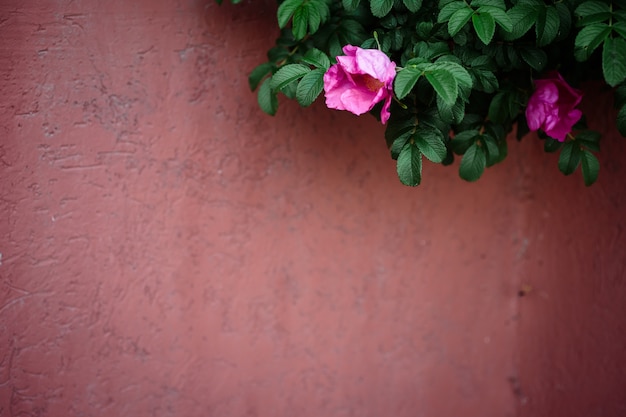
[0,1,624,416]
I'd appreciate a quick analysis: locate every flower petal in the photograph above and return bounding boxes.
[533,82,559,104]
[526,71,583,141]
[355,48,395,81]
[380,94,392,124]
[323,64,344,92]
[525,99,546,131]
[339,87,379,115]
[321,45,397,124]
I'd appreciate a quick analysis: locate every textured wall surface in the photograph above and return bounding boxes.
[0,1,625,416]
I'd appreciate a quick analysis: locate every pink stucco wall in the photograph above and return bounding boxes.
[1,1,625,416]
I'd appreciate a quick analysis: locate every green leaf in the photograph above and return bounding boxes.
[296,68,325,107]
[496,135,508,162]
[482,134,500,166]
[306,3,322,34]
[437,95,465,124]
[558,142,582,175]
[617,104,626,137]
[504,4,540,40]
[394,67,423,99]
[615,9,626,20]
[432,52,461,65]
[301,48,330,69]
[389,28,404,50]
[472,68,499,93]
[326,33,342,58]
[425,68,458,106]
[403,0,422,13]
[613,22,626,39]
[390,130,413,159]
[452,30,469,46]
[414,42,449,61]
[270,64,311,91]
[397,143,423,186]
[442,148,455,166]
[574,23,611,61]
[438,1,467,23]
[472,11,496,44]
[311,0,330,21]
[281,79,298,99]
[536,6,559,47]
[507,90,521,120]
[292,6,309,39]
[435,61,473,91]
[448,7,474,37]
[342,0,360,11]
[336,22,366,47]
[267,46,290,63]
[485,122,506,141]
[421,107,451,134]
[478,6,512,32]
[458,113,483,130]
[544,137,563,153]
[470,0,505,9]
[554,2,572,41]
[414,129,447,163]
[575,1,611,26]
[576,130,601,152]
[248,63,274,91]
[520,47,547,71]
[488,92,508,123]
[257,78,278,115]
[470,54,495,70]
[603,36,626,87]
[277,0,303,28]
[575,1,611,17]
[459,142,486,181]
[581,149,600,186]
[370,0,394,18]
[415,22,434,38]
[385,114,415,148]
[451,129,479,154]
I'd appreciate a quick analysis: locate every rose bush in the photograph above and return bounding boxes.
[526,72,583,142]
[220,0,626,187]
[323,45,396,124]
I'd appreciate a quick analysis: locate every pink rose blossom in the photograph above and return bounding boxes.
[323,45,396,124]
[525,72,583,142]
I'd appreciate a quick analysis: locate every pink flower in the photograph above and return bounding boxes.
[525,72,583,142]
[323,45,396,124]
